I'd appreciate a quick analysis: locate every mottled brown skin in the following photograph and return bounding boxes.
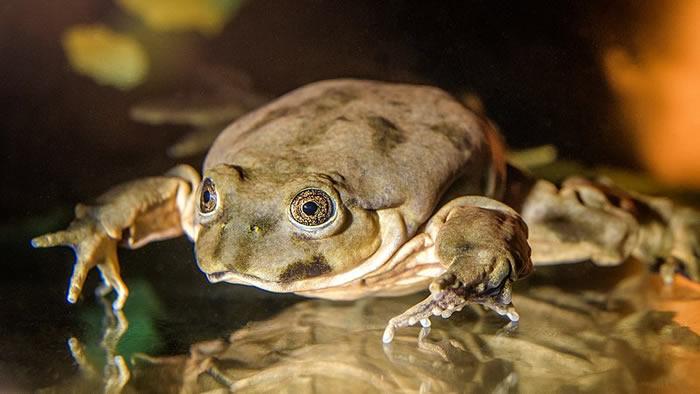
[32,79,700,343]
[196,80,501,294]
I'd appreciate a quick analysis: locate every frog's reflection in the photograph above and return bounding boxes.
[48,268,700,394]
[131,302,517,393]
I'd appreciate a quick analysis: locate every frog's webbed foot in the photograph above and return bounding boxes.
[382,272,520,344]
[383,197,532,343]
[32,217,128,309]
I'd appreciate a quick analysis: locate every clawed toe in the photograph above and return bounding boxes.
[482,300,520,322]
[383,295,441,343]
[383,278,521,343]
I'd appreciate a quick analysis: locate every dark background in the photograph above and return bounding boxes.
[1,0,624,224]
[0,0,633,390]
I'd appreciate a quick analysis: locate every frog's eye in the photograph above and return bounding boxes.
[199,178,218,214]
[289,189,335,228]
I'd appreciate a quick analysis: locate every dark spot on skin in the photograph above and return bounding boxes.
[299,88,357,116]
[430,123,472,151]
[289,112,355,148]
[541,215,589,243]
[239,87,358,143]
[223,164,248,180]
[632,199,666,226]
[291,121,330,147]
[279,255,332,283]
[367,116,405,152]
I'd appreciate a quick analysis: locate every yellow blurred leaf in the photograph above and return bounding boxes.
[117,0,244,36]
[62,24,149,90]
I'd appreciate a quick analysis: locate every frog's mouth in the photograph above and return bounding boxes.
[205,210,408,294]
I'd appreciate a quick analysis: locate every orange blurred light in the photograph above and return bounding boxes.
[604,0,700,188]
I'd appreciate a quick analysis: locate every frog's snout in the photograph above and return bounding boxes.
[200,262,247,283]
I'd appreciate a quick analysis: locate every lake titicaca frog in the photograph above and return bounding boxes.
[32,79,700,342]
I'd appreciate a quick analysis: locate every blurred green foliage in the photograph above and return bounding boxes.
[62,24,149,90]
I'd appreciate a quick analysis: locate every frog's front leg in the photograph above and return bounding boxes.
[31,165,200,309]
[383,197,533,343]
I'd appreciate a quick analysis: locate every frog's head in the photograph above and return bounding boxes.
[193,164,387,292]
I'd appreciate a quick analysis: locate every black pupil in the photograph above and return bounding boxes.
[203,190,211,203]
[302,201,318,215]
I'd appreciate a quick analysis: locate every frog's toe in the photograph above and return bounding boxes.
[481,297,520,322]
[32,218,97,249]
[31,231,72,248]
[67,262,91,304]
[382,294,445,343]
[97,252,129,310]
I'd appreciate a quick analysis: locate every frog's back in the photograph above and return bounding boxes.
[205,79,505,232]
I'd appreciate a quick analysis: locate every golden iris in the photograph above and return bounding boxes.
[290,189,334,227]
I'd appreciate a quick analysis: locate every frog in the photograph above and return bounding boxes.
[31,79,700,343]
